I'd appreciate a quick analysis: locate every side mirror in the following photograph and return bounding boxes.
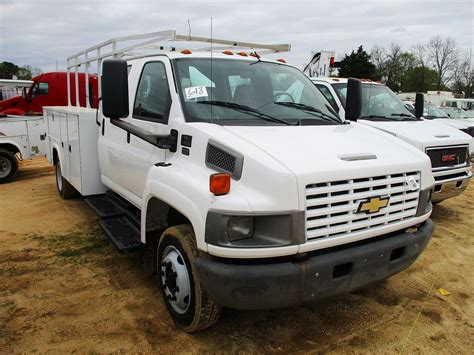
[22,87,31,101]
[415,93,424,118]
[102,59,129,119]
[345,78,362,121]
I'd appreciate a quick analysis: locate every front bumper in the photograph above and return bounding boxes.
[196,219,434,310]
[432,166,472,202]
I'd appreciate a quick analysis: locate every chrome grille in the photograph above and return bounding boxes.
[305,172,420,240]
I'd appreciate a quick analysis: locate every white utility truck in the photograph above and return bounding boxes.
[312,78,472,203]
[0,114,46,183]
[404,100,474,158]
[45,31,435,332]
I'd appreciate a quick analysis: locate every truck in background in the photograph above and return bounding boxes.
[303,51,338,77]
[398,91,456,108]
[0,114,46,183]
[0,72,99,116]
[312,77,472,203]
[403,100,474,150]
[45,30,434,332]
[0,79,33,101]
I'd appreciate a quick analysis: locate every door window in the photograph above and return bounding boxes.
[31,82,49,98]
[133,62,171,122]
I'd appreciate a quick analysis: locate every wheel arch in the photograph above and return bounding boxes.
[143,195,194,244]
[0,141,22,158]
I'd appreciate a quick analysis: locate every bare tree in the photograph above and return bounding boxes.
[384,43,403,89]
[370,45,386,69]
[451,50,473,97]
[412,43,428,67]
[426,36,459,89]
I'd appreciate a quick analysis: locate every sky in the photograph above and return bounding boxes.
[0,0,473,73]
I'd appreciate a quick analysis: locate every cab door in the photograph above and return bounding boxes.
[123,59,172,199]
[98,59,172,204]
[29,82,50,113]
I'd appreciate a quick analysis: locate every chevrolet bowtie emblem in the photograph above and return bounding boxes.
[357,196,390,214]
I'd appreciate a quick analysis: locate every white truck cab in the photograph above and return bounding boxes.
[45,31,435,332]
[312,77,472,203]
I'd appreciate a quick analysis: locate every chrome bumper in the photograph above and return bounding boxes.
[432,165,472,202]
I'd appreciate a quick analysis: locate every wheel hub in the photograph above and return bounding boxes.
[0,157,12,178]
[160,246,191,314]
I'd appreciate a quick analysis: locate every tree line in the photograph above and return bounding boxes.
[337,36,473,97]
[0,62,42,80]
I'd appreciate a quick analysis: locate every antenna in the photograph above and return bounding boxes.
[187,19,191,39]
[210,17,213,123]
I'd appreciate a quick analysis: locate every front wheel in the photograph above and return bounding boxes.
[55,159,76,199]
[157,225,220,332]
[0,149,18,184]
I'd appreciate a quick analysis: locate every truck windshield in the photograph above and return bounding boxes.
[332,83,419,121]
[423,103,450,119]
[440,107,467,119]
[173,58,341,125]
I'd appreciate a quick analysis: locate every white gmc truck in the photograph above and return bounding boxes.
[312,78,472,203]
[45,31,435,332]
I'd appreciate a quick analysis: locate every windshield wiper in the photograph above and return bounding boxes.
[360,115,391,120]
[391,113,414,117]
[197,100,293,125]
[275,102,341,124]
[390,113,420,120]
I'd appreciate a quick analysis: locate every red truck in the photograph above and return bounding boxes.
[0,72,99,115]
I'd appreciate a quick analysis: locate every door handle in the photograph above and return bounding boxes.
[68,145,71,152]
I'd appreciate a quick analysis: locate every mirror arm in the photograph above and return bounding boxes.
[110,118,177,152]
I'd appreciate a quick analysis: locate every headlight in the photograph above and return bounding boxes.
[227,216,253,241]
[206,211,305,247]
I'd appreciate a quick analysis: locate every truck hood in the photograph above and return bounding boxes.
[0,95,25,115]
[428,118,472,129]
[222,122,432,186]
[358,119,470,150]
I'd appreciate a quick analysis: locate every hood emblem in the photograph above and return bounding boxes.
[357,196,390,214]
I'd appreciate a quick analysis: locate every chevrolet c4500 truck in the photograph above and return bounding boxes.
[45,31,435,332]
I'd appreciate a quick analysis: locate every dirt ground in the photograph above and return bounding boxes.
[0,157,473,353]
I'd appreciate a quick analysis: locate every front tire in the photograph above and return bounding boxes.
[157,225,220,332]
[55,159,76,199]
[0,149,18,184]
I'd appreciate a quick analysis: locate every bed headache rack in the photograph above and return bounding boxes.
[66,29,291,107]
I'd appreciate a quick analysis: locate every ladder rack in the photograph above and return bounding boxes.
[66,29,291,107]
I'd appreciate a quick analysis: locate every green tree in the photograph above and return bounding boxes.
[403,66,438,92]
[337,46,376,79]
[0,61,19,79]
[16,66,33,80]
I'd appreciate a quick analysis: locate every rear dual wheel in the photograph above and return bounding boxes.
[157,224,220,332]
[0,149,18,184]
[55,159,76,199]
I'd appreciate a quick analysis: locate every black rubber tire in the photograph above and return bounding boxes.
[157,224,220,332]
[0,148,18,184]
[55,159,76,199]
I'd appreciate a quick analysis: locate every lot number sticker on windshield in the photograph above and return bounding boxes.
[185,86,208,100]
[405,175,420,191]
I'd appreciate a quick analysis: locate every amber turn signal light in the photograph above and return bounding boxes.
[210,173,231,196]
